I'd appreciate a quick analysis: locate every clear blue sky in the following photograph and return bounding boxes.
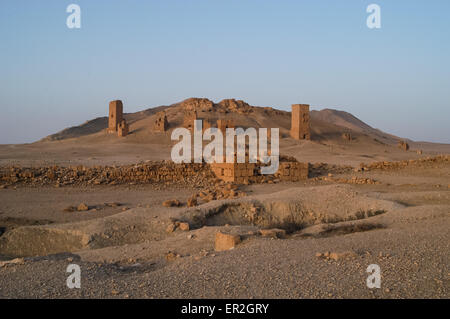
[1,0,449,144]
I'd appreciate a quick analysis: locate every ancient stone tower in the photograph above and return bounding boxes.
[154,111,169,132]
[290,104,310,140]
[118,120,129,137]
[108,100,123,133]
[183,110,198,131]
[398,140,410,151]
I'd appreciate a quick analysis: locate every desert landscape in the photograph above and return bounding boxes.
[0,97,448,298]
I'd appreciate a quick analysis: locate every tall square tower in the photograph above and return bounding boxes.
[108,100,123,133]
[290,104,310,140]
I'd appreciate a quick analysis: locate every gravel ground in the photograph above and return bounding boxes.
[1,209,448,299]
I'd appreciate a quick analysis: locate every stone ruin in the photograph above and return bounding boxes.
[107,100,129,137]
[179,97,252,114]
[342,132,352,141]
[180,98,214,112]
[0,159,308,188]
[5,155,450,188]
[101,97,312,183]
[210,155,309,184]
[154,111,169,132]
[216,119,235,134]
[181,104,235,135]
[210,163,256,184]
[107,100,123,133]
[183,110,198,131]
[217,99,252,114]
[118,120,129,137]
[398,140,410,151]
[290,104,311,140]
[276,162,309,181]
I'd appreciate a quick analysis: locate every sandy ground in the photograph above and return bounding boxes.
[1,137,449,167]
[0,161,448,298]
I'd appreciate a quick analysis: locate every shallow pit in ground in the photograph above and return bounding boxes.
[0,217,53,237]
[295,222,386,238]
[0,185,402,258]
[197,202,387,233]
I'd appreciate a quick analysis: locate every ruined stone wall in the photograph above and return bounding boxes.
[0,163,216,187]
[360,155,449,171]
[1,156,320,188]
[0,160,310,187]
[210,163,257,183]
[290,104,310,140]
[211,161,309,183]
[275,162,309,181]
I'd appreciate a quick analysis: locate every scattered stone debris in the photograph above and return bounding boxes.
[165,251,180,262]
[162,199,182,207]
[316,251,358,261]
[360,155,449,171]
[330,251,358,261]
[178,222,190,231]
[0,258,25,268]
[166,220,190,233]
[215,232,241,251]
[64,206,76,212]
[309,162,353,177]
[316,176,381,185]
[111,289,120,296]
[77,203,89,211]
[187,197,198,207]
[166,223,177,233]
[65,202,123,213]
[192,183,246,204]
[105,202,121,207]
[259,228,286,239]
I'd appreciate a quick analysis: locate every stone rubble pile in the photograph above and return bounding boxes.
[359,155,449,171]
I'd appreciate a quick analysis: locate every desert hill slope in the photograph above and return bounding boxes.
[41,98,399,146]
[2,97,446,167]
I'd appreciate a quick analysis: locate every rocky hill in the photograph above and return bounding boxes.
[41,97,401,146]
